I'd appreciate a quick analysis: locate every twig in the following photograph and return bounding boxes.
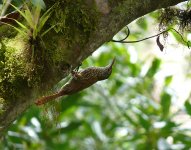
[111,26,130,42]
[111,27,190,49]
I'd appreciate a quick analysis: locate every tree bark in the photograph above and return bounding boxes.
[0,0,187,137]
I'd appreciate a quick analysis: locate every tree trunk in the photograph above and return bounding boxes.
[0,0,187,137]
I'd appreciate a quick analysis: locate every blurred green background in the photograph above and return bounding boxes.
[1,1,191,150]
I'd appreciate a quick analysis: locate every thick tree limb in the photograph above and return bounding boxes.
[0,0,187,137]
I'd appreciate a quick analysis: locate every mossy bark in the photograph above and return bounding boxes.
[0,0,187,136]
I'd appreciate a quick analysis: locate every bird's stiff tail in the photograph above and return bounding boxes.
[35,92,62,106]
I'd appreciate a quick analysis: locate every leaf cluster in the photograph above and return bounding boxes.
[2,1,54,41]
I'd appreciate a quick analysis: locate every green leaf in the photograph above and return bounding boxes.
[170,30,191,47]
[31,0,46,10]
[38,14,50,33]
[173,133,191,146]
[184,100,191,116]
[1,21,28,36]
[41,24,56,37]
[50,121,82,136]
[13,19,30,31]
[162,121,178,132]
[164,76,173,86]
[23,4,35,28]
[8,133,23,144]
[10,4,33,28]
[137,114,150,130]
[38,4,55,35]
[145,58,161,77]
[33,5,41,30]
[123,112,139,126]
[136,18,148,30]
[160,92,171,119]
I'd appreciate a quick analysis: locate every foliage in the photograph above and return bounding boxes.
[0,0,23,16]
[1,41,191,149]
[12,2,53,40]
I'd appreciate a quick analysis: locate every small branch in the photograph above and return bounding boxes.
[111,26,130,42]
[111,27,190,48]
[0,11,20,26]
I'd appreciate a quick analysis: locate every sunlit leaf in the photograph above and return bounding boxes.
[170,30,191,48]
[184,100,191,116]
[160,92,171,119]
[33,5,41,32]
[164,76,173,86]
[23,5,34,28]
[38,4,55,32]
[136,18,148,30]
[145,58,161,77]
[10,4,33,28]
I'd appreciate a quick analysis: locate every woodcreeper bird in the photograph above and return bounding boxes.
[35,58,115,105]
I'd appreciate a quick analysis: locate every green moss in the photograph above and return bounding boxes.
[0,25,17,38]
[48,0,98,46]
[37,0,100,67]
[108,0,125,7]
[0,98,6,115]
[0,37,29,101]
